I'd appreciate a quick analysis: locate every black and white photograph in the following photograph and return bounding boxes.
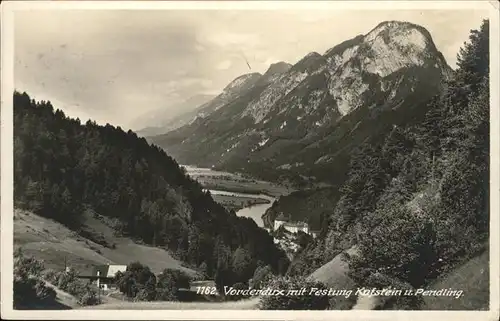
[1,1,499,320]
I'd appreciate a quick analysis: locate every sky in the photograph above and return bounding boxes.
[14,7,489,130]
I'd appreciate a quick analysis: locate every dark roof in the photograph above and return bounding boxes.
[92,264,127,278]
[283,222,308,228]
[92,265,110,277]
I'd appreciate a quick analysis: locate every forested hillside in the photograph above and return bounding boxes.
[13,93,289,287]
[286,20,489,309]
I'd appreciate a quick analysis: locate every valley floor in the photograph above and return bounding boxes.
[184,166,293,198]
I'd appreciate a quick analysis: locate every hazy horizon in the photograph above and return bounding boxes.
[14,8,488,130]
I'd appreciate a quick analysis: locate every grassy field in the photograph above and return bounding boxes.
[308,246,358,288]
[210,194,270,211]
[423,249,489,310]
[308,246,361,310]
[200,179,291,198]
[187,172,293,198]
[14,209,199,277]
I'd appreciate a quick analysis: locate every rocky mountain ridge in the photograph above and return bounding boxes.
[149,20,453,184]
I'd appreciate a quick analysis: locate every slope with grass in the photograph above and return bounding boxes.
[307,246,357,288]
[423,250,489,310]
[307,246,360,310]
[14,209,199,277]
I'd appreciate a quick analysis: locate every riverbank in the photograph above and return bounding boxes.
[207,190,276,227]
[184,166,286,227]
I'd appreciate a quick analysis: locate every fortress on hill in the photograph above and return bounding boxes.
[273,213,312,235]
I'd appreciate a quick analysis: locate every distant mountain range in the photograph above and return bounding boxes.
[148,21,453,185]
[135,94,216,137]
[137,63,297,138]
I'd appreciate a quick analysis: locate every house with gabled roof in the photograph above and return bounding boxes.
[77,264,127,290]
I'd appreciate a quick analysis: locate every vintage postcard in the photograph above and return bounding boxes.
[1,1,499,320]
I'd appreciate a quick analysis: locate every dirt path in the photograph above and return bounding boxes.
[80,297,261,310]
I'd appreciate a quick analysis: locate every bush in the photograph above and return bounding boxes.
[13,250,57,309]
[78,287,100,306]
[259,276,329,310]
[43,269,57,283]
[115,262,193,302]
[79,227,112,248]
[348,204,440,288]
[155,287,176,301]
[296,231,313,249]
[155,268,191,301]
[14,250,44,278]
[249,265,273,290]
[115,262,157,299]
[14,277,57,309]
[134,288,154,302]
[51,269,102,306]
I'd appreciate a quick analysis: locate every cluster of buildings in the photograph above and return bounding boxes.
[271,213,318,238]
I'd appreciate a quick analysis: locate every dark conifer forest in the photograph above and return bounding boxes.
[13,92,289,285]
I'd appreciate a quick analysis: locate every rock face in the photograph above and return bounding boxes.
[184,72,265,123]
[149,21,453,183]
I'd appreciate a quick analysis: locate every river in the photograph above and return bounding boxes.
[207,190,275,228]
[184,166,275,228]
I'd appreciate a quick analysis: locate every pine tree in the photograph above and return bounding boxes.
[455,20,489,95]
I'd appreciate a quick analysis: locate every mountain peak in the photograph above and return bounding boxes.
[364,20,437,54]
[300,52,323,62]
[223,72,262,93]
[264,61,292,76]
[292,52,326,73]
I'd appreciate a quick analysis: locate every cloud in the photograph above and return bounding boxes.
[13,9,488,130]
[195,44,206,52]
[203,32,261,48]
[216,60,233,70]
